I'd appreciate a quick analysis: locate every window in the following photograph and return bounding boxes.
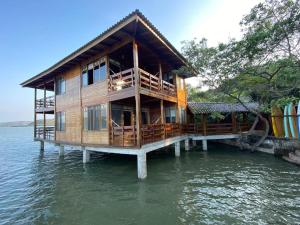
[142,111,148,125]
[165,107,176,123]
[56,77,66,95]
[180,107,186,124]
[101,104,107,129]
[82,58,106,87]
[56,112,65,131]
[83,104,107,131]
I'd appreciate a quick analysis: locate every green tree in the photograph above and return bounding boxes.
[181,0,300,150]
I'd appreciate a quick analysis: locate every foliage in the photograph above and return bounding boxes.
[181,0,300,113]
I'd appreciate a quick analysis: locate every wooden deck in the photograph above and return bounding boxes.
[109,122,250,147]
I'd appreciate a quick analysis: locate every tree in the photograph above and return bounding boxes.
[180,0,300,150]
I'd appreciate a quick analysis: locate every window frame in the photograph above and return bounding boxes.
[56,111,66,132]
[56,76,66,95]
[83,104,108,131]
[82,58,107,87]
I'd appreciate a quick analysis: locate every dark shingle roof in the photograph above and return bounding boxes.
[187,102,259,114]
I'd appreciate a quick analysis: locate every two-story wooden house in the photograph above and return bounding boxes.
[21,10,196,178]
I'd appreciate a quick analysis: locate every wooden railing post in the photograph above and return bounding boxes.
[34,88,37,138]
[202,114,207,136]
[231,112,237,133]
[133,40,141,147]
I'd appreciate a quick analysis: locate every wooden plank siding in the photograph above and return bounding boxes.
[56,66,82,143]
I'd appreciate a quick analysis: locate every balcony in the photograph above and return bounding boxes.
[108,68,176,100]
[35,127,55,140]
[35,96,55,113]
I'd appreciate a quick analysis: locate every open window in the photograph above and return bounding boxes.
[82,58,107,87]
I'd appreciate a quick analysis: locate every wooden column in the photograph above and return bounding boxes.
[202,114,207,136]
[160,100,164,124]
[231,112,237,133]
[43,85,46,139]
[133,40,141,147]
[34,88,37,138]
[158,63,162,90]
[54,80,56,141]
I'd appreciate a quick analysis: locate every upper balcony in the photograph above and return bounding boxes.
[108,68,177,101]
[35,95,55,113]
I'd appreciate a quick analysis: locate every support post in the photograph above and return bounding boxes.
[133,40,141,147]
[202,139,208,151]
[34,88,37,138]
[59,145,64,156]
[82,147,90,163]
[231,112,237,133]
[160,99,164,124]
[185,139,190,151]
[40,141,44,151]
[137,151,147,179]
[159,63,162,91]
[43,85,46,140]
[202,114,207,136]
[175,142,180,157]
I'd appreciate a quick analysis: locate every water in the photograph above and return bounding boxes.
[0,127,300,225]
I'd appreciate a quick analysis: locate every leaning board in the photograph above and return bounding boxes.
[288,103,299,139]
[284,105,292,138]
[271,106,279,137]
[274,106,284,137]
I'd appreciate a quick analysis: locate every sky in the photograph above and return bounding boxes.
[0,0,260,122]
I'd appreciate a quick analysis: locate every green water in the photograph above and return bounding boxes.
[0,127,299,225]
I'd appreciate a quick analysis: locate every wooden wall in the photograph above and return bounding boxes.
[55,65,110,145]
[56,66,81,143]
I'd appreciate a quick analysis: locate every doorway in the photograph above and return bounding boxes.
[123,111,132,126]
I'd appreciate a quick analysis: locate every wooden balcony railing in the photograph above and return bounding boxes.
[35,96,55,109]
[110,122,251,147]
[182,122,250,135]
[35,127,55,140]
[108,68,176,96]
[108,68,135,92]
[111,125,137,147]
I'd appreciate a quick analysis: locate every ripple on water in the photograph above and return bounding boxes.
[0,127,300,225]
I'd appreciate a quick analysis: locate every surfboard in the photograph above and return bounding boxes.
[273,106,284,137]
[288,103,298,139]
[298,101,300,139]
[284,105,292,138]
[271,106,279,137]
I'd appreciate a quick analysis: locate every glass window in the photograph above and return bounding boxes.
[87,63,93,85]
[180,107,186,124]
[56,77,66,95]
[56,112,65,131]
[83,104,107,131]
[99,61,106,81]
[82,68,88,87]
[93,62,100,82]
[142,111,148,125]
[101,104,107,129]
[165,107,176,123]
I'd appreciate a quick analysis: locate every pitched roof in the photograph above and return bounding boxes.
[21,10,195,89]
[187,102,259,114]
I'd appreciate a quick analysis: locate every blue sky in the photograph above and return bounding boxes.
[0,0,259,122]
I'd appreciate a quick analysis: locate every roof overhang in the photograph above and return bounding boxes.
[21,10,196,90]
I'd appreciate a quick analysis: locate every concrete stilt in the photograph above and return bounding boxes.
[185,139,190,151]
[192,140,197,147]
[40,141,44,151]
[59,145,64,156]
[137,152,147,179]
[202,140,208,151]
[175,142,180,157]
[83,147,90,163]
